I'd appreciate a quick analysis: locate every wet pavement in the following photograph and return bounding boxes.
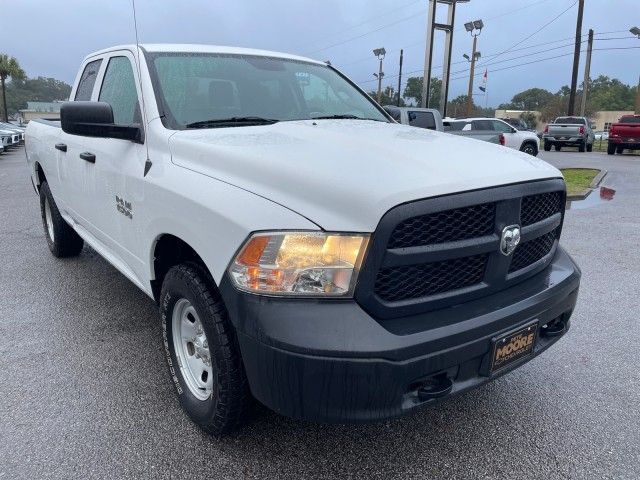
[1,147,639,479]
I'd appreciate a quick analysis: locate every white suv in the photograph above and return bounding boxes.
[455,117,540,156]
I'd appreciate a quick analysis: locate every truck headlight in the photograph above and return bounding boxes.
[229,232,369,296]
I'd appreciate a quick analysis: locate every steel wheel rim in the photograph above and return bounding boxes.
[172,298,213,401]
[44,198,54,242]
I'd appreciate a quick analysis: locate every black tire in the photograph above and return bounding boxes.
[616,147,624,154]
[586,143,593,152]
[160,263,250,436]
[555,145,562,152]
[543,142,551,152]
[607,143,616,155]
[520,142,538,156]
[39,182,84,257]
[578,141,586,153]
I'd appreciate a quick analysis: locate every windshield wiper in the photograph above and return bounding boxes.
[311,114,384,122]
[185,117,279,129]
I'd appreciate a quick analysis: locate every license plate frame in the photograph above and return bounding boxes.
[490,321,538,374]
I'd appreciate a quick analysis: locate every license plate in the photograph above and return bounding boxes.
[490,322,538,373]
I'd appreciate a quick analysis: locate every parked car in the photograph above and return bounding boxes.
[0,123,24,144]
[443,118,504,145]
[0,129,19,148]
[543,116,594,152]
[25,44,580,435]
[383,106,444,131]
[594,131,609,141]
[607,115,640,155]
[446,117,539,155]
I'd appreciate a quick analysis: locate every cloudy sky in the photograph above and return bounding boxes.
[2,0,638,106]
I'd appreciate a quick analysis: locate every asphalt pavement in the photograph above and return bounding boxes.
[1,146,639,479]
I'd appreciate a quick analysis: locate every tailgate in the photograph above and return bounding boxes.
[548,125,581,137]
[611,124,640,139]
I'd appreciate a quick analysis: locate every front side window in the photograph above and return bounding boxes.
[148,53,389,128]
[75,59,102,101]
[99,56,140,125]
[408,111,436,130]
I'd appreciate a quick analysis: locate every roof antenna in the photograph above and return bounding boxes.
[131,0,153,176]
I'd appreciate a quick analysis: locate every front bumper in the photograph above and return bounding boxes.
[220,246,580,423]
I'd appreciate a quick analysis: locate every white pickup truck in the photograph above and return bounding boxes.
[25,44,581,435]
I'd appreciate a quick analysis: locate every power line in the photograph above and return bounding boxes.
[476,0,578,68]
[300,0,421,53]
[307,0,561,57]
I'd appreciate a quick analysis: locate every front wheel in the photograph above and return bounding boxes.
[543,142,551,151]
[555,145,562,152]
[586,143,593,152]
[616,147,624,154]
[39,182,84,257]
[160,263,250,436]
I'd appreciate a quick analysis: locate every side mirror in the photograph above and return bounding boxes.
[511,127,517,133]
[60,101,143,143]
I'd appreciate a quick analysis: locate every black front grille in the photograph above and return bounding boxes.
[388,203,495,248]
[356,179,567,319]
[509,228,558,273]
[375,255,487,302]
[521,191,562,226]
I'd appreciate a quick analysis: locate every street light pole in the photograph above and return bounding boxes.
[466,35,478,116]
[463,19,483,117]
[373,48,386,104]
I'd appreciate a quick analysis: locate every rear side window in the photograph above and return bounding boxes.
[74,59,102,101]
[99,56,140,125]
[492,120,513,133]
[444,121,466,131]
[471,120,494,130]
[408,111,436,130]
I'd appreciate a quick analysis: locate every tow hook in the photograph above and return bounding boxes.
[417,374,453,401]
[541,316,566,337]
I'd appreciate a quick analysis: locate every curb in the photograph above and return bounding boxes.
[563,168,607,201]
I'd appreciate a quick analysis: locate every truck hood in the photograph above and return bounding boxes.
[168,120,561,231]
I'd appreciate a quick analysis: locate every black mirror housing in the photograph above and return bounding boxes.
[60,101,143,143]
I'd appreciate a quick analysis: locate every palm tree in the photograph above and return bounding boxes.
[0,54,26,122]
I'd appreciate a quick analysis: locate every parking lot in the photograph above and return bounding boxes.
[1,146,639,479]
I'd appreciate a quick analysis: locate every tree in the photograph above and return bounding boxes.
[5,77,72,115]
[0,54,26,121]
[511,88,554,111]
[368,85,405,107]
[402,77,441,108]
[520,111,538,129]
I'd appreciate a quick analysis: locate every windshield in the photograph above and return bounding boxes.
[147,52,389,128]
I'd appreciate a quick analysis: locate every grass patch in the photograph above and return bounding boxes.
[561,168,600,196]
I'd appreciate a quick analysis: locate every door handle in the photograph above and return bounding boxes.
[80,152,96,163]
[54,143,67,152]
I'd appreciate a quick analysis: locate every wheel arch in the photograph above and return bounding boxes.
[34,161,47,192]
[150,233,215,303]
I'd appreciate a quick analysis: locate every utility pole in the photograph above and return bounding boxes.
[580,29,593,116]
[568,0,584,115]
[373,48,386,104]
[397,49,404,107]
[632,27,640,113]
[440,1,459,117]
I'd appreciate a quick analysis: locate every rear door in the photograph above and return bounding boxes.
[81,51,147,278]
[58,58,104,219]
